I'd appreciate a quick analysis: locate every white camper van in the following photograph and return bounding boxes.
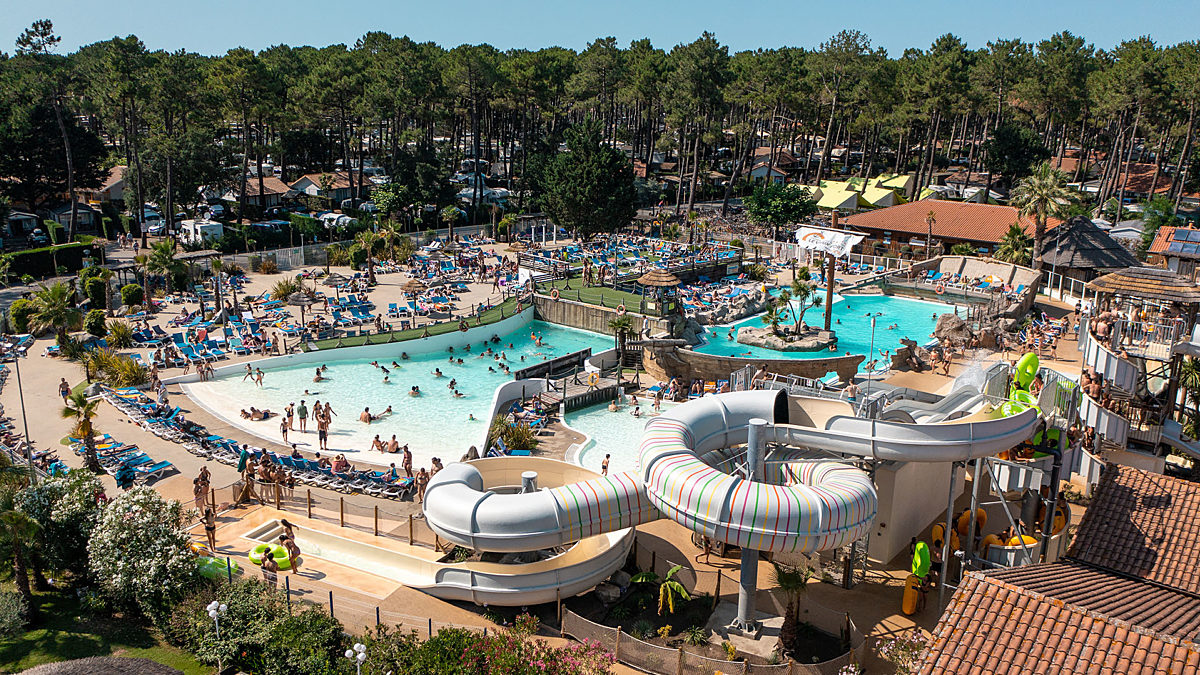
[178,219,225,245]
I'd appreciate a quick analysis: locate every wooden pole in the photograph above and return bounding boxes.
[306,489,312,518]
[713,570,722,609]
[677,647,685,674]
[409,514,414,543]
[339,497,344,527]
[614,628,621,661]
[285,575,292,615]
[274,482,281,510]
[556,588,562,629]
[374,505,379,536]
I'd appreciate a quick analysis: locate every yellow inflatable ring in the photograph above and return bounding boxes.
[587,372,599,386]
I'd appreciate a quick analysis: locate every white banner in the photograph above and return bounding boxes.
[794,226,865,258]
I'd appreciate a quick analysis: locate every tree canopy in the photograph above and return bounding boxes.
[538,118,636,238]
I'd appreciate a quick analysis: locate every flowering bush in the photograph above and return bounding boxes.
[87,486,196,624]
[17,470,104,575]
[0,590,28,637]
[877,629,929,675]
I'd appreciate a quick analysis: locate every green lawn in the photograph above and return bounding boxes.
[0,588,208,674]
[540,278,650,313]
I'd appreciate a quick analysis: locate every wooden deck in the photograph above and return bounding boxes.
[538,372,622,411]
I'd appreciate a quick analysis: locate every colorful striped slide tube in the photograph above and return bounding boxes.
[639,390,877,553]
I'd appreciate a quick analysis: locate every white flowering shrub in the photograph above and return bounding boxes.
[87,486,197,623]
[17,471,104,575]
[0,591,28,637]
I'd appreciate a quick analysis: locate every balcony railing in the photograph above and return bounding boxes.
[1079,322,1141,394]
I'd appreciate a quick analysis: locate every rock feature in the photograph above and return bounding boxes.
[690,287,774,325]
[736,326,838,352]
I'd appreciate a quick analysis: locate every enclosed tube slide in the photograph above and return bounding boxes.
[638,390,877,552]
[878,385,989,423]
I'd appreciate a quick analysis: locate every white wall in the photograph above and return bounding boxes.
[164,308,535,385]
[868,460,963,564]
[481,378,549,452]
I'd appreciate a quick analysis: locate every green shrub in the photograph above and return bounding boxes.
[259,259,279,275]
[106,320,135,348]
[9,298,35,333]
[682,625,709,645]
[326,244,350,267]
[85,276,107,309]
[85,309,108,337]
[631,619,655,640]
[743,263,769,281]
[10,242,90,277]
[729,238,744,250]
[120,283,144,308]
[0,591,28,637]
[258,607,346,675]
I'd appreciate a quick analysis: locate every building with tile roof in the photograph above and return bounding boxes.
[918,465,1200,674]
[841,200,1061,255]
[1147,225,1200,281]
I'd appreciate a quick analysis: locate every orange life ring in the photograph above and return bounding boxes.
[935,284,945,295]
[550,289,560,300]
[617,304,627,315]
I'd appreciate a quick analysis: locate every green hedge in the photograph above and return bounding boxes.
[10,242,91,278]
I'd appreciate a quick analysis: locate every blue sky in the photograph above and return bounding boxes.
[4,0,1196,55]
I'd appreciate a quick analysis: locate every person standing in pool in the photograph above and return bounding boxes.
[255,368,265,387]
[601,454,610,476]
[296,401,308,432]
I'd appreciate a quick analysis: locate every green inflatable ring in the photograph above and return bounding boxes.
[197,556,240,579]
[912,541,931,578]
[271,545,292,571]
[249,543,272,566]
[1000,401,1028,418]
[1014,352,1039,390]
[1012,390,1039,406]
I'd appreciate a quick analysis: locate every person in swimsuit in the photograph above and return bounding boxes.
[203,506,217,551]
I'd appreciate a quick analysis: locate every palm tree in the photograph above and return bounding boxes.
[950,243,977,256]
[789,271,823,333]
[62,391,102,473]
[925,211,937,260]
[134,253,151,312]
[772,563,815,656]
[607,315,634,387]
[0,503,41,624]
[29,282,81,345]
[632,564,691,615]
[439,205,460,245]
[1179,358,1200,435]
[994,223,1034,267]
[354,230,380,285]
[378,221,401,261]
[144,241,183,296]
[1010,162,1075,273]
[761,299,787,336]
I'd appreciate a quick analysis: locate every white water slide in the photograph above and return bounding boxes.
[417,388,1040,604]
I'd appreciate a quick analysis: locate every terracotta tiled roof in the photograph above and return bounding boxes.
[1068,464,1200,593]
[292,171,354,190]
[1148,225,1200,260]
[841,200,1061,245]
[918,568,1200,674]
[986,561,1200,638]
[240,176,295,197]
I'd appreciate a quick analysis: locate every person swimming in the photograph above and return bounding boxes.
[433,368,443,377]
[401,352,409,360]
[409,386,421,397]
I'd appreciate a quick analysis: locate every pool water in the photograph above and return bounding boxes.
[185,320,610,470]
[692,292,955,366]
[567,399,675,475]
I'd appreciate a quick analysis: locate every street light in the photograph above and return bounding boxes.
[345,642,367,675]
[206,600,228,673]
[10,348,35,484]
[865,312,883,411]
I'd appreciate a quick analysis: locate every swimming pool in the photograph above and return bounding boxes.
[567,399,675,475]
[691,292,956,366]
[184,320,610,470]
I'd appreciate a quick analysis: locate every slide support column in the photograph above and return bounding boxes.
[732,418,768,634]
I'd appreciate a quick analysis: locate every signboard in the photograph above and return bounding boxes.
[794,226,865,258]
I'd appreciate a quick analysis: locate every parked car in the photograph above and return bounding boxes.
[28,229,49,246]
[204,203,226,219]
[145,221,167,235]
[264,206,291,219]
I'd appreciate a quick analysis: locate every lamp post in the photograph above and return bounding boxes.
[865,312,882,409]
[345,642,367,675]
[206,600,227,673]
[11,349,35,484]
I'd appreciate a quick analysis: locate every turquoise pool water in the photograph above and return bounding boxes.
[567,399,676,475]
[184,320,611,470]
[691,293,956,366]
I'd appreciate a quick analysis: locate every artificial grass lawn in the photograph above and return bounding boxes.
[541,278,650,312]
[0,587,208,674]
